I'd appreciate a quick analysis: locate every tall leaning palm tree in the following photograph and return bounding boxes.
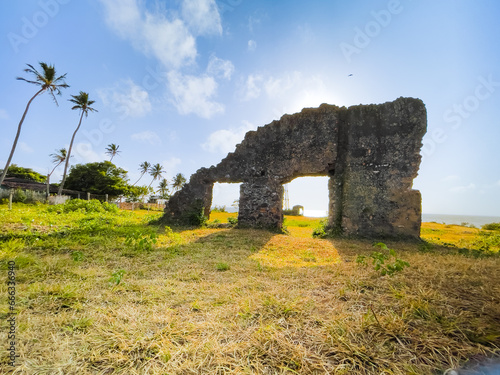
[133,161,151,185]
[46,148,67,196]
[58,92,97,195]
[148,163,164,188]
[105,143,120,162]
[0,62,69,187]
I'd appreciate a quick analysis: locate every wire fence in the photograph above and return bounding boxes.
[0,187,165,211]
[0,188,47,204]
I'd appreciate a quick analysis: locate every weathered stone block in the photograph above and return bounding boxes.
[238,179,283,228]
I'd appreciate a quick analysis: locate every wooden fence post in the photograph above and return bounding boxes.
[87,192,90,201]
[105,194,108,203]
[9,189,13,210]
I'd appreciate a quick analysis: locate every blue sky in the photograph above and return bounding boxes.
[0,0,499,216]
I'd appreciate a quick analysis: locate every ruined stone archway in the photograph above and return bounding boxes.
[162,97,427,238]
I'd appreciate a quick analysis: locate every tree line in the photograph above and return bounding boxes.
[0,62,186,202]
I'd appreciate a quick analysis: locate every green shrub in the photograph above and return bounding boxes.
[71,251,85,261]
[109,269,126,286]
[216,262,230,271]
[228,217,238,225]
[125,232,158,252]
[356,243,410,276]
[101,202,119,214]
[13,189,27,203]
[482,222,500,231]
[63,199,104,213]
[312,220,328,238]
[212,205,227,213]
[49,199,119,214]
[206,219,222,228]
[188,211,208,226]
[465,232,500,257]
[77,216,117,231]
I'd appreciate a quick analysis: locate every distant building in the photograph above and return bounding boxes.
[148,195,168,204]
[0,177,80,196]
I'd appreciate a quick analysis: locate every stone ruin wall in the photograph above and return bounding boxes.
[162,97,427,239]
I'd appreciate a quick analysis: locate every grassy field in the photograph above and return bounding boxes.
[1,202,499,374]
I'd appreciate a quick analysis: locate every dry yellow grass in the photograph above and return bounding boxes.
[421,222,480,245]
[0,205,499,374]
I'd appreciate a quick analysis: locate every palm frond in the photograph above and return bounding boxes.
[69,91,98,115]
[23,63,37,72]
[50,148,67,164]
[48,90,60,106]
[16,77,40,85]
[16,62,69,104]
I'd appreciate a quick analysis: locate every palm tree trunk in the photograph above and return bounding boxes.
[133,173,145,186]
[46,174,50,198]
[58,111,84,196]
[46,161,63,198]
[0,88,44,187]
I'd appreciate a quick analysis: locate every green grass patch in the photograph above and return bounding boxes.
[0,202,499,373]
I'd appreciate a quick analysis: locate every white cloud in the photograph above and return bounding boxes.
[241,74,263,101]
[100,0,196,69]
[0,108,8,120]
[181,0,222,36]
[162,157,182,176]
[98,79,152,117]
[142,14,197,69]
[100,0,141,38]
[207,55,234,80]
[248,13,265,33]
[73,143,103,163]
[202,121,257,154]
[247,39,257,52]
[239,71,336,115]
[264,71,303,99]
[450,183,476,193]
[100,0,230,119]
[240,71,321,102]
[19,142,34,153]
[167,71,224,118]
[131,130,162,145]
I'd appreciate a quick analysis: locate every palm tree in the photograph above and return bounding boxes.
[0,62,69,187]
[58,92,97,195]
[148,163,164,187]
[157,178,170,199]
[133,161,151,185]
[172,173,186,192]
[46,148,67,196]
[105,143,120,162]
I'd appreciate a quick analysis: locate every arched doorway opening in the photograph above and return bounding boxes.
[210,182,241,223]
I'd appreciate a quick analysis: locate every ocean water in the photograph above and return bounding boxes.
[422,214,500,228]
[301,211,500,228]
[224,208,500,228]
